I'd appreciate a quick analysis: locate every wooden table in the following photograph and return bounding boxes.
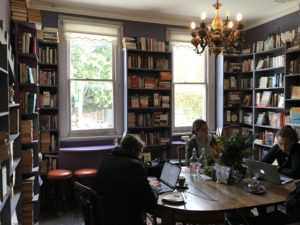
[153,167,295,225]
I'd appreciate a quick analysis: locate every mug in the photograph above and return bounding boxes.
[178,176,186,187]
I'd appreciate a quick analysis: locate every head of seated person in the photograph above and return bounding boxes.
[117,133,145,159]
[276,125,299,154]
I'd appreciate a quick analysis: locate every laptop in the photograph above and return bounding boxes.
[245,159,293,184]
[156,161,181,194]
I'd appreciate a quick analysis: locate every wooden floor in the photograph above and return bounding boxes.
[40,188,84,225]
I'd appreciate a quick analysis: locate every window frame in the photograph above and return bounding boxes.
[58,16,123,139]
[167,28,216,134]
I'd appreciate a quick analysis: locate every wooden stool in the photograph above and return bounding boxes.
[73,168,97,187]
[47,169,73,211]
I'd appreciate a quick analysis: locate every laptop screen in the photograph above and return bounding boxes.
[160,162,181,188]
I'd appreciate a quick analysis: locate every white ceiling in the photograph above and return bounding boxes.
[30,0,300,29]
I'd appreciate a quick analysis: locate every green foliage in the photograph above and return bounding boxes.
[219,132,256,170]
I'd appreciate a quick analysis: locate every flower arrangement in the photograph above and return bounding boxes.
[204,131,256,177]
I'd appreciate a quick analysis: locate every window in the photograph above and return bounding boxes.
[59,17,123,138]
[167,28,215,133]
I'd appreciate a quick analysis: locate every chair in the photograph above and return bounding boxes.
[74,181,105,225]
[74,168,97,187]
[177,145,186,167]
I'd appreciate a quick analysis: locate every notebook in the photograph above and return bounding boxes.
[245,159,293,184]
[156,162,181,194]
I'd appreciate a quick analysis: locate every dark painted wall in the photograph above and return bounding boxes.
[245,10,300,44]
[41,10,181,41]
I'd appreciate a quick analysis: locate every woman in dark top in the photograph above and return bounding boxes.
[262,125,300,179]
[92,134,159,225]
[185,119,218,165]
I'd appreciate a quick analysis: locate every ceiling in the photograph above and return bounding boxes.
[30,0,300,29]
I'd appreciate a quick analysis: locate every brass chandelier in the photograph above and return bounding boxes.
[190,0,244,55]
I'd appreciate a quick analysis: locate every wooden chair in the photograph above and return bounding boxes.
[74,181,105,225]
[177,145,186,167]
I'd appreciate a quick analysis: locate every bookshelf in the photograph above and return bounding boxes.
[123,44,172,159]
[38,39,59,175]
[0,20,22,225]
[253,46,286,158]
[285,47,300,129]
[12,21,39,225]
[216,53,254,136]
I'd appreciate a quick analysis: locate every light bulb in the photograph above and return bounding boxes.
[201,11,207,21]
[228,21,233,28]
[236,13,242,22]
[191,21,196,30]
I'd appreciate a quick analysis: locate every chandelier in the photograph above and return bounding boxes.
[190,0,244,55]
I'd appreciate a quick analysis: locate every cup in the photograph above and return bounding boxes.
[178,176,186,187]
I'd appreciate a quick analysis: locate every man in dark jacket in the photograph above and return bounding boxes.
[262,125,300,179]
[92,134,159,225]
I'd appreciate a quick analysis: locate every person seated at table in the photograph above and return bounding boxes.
[262,125,300,179]
[185,119,218,165]
[92,133,159,225]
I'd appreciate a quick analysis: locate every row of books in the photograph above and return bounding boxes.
[127,55,169,70]
[226,91,240,106]
[40,114,58,130]
[130,94,170,108]
[133,131,171,145]
[224,61,241,73]
[39,69,57,86]
[41,27,59,42]
[224,76,237,89]
[40,91,57,108]
[19,92,37,114]
[128,112,169,127]
[20,120,34,143]
[122,37,169,52]
[128,75,171,89]
[241,59,254,72]
[252,27,299,53]
[256,55,285,70]
[288,57,300,75]
[18,32,36,54]
[40,131,57,153]
[38,46,58,64]
[10,0,28,22]
[19,63,37,84]
[40,154,58,175]
[256,111,287,128]
[255,130,276,146]
[256,91,284,107]
[21,148,33,174]
[240,78,253,89]
[257,73,284,88]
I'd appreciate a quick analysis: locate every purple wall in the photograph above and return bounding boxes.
[41,10,181,41]
[245,10,300,44]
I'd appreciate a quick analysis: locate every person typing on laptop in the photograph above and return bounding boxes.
[262,125,300,179]
[92,134,159,225]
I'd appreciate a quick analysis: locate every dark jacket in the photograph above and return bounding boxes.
[262,143,300,179]
[92,147,158,225]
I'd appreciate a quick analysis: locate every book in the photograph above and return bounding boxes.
[290,107,300,124]
[259,77,268,88]
[42,91,51,107]
[256,112,266,125]
[260,91,272,106]
[291,86,300,99]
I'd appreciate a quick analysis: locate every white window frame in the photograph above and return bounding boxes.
[58,16,123,139]
[167,28,216,134]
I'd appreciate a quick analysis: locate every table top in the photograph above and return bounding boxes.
[153,167,296,224]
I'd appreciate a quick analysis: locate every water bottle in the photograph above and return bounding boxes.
[198,148,207,174]
[189,148,199,177]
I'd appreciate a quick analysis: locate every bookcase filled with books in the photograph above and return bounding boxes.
[12,21,40,225]
[285,46,300,140]
[216,52,254,137]
[123,38,172,159]
[38,37,59,176]
[0,20,22,225]
[253,46,286,159]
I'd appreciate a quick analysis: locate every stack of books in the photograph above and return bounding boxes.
[21,148,33,173]
[42,27,59,43]
[22,176,34,225]
[27,8,41,30]
[10,0,28,22]
[20,120,33,143]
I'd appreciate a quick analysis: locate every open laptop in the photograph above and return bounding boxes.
[156,161,181,194]
[245,159,293,184]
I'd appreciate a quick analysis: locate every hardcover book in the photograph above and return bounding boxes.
[291,86,300,99]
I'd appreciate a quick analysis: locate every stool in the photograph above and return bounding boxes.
[73,168,97,187]
[47,169,73,211]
